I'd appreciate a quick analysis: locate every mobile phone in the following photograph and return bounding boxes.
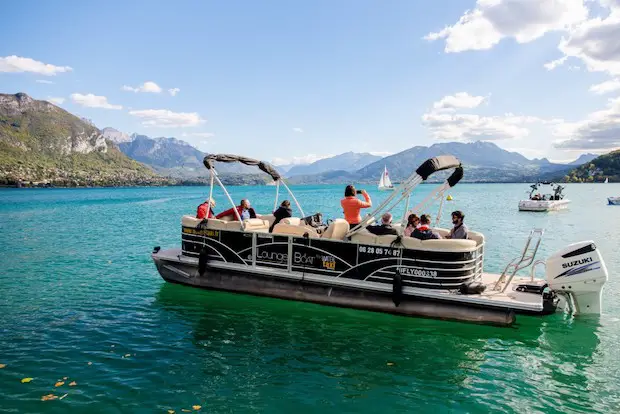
[356,190,363,194]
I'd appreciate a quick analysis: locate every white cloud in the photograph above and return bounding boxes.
[292,127,304,133]
[0,55,73,76]
[433,92,487,111]
[422,93,549,141]
[122,81,163,93]
[129,109,205,127]
[36,79,54,84]
[47,97,65,105]
[182,132,214,138]
[554,8,620,75]
[553,96,620,150]
[271,154,332,166]
[589,78,620,94]
[544,56,569,70]
[424,0,589,53]
[70,93,123,110]
[168,88,180,96]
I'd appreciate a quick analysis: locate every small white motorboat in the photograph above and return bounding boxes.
[519,182,570,212]
[378,165,395,191]
[608,197,620,205]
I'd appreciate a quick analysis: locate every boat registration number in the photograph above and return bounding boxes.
[358,245,401,257]
[398,267,438,278]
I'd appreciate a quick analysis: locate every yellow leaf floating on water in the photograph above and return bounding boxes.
[168,410,175,414]
[63,377,68,380]
[87,362,92,365]
[0,364,6,369]
[41,394,58,401]
[55,381,65,387]
[21,377,33,383]
[387,362,395,366]
[193,406,202,410]
[124,354,131,358]
[69,381,77,386]
[182,410,191,413]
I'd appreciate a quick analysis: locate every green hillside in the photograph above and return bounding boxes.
[564,150,620,183]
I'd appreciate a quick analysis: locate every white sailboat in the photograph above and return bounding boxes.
[605,177,609,184]
[378,165,394,191]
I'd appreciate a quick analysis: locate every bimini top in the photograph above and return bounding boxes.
[416,155,463,186]
[203,154,281,181]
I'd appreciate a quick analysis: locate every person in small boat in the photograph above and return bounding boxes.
[367,212,398,236]
[196,198,216,219]
[403,213,420,237]
[216,198,256,221]
[341,185,372,229]
[446,210,468,240]
[269,200,293,233]
[412,214,441,240]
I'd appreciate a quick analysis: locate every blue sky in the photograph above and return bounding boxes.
[2,0,620,164]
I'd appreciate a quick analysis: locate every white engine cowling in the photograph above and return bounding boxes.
[546,241,608,314]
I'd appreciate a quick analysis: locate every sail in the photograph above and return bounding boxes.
[378,169,385,187]
[383,167,392,187]
[605,177,609,184]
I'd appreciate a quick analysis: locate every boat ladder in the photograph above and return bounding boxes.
[493,228,545,292]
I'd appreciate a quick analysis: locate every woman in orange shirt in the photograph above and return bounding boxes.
[341,185,372,229]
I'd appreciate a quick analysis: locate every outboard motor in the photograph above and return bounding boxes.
[545,241,608,314]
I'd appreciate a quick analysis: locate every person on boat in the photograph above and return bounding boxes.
[341,185,372,229]
[403,213,420,237]
[216,199,256,221]
[269,200,293,232]
[367,212,398,236]
[196,198,216,219]
[412,214,441,240]
[445,210,468,240]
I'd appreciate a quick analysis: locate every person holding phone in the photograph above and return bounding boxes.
[341,184,372,229]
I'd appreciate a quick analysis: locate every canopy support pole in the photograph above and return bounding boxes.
[213,172,244,230]
[273,180,280,212]
[401,194,411,227]
[280,180,305,217]
[208,169,215,216]
[435,193,446,228]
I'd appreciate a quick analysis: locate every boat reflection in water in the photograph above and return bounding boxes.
[154,283,605,412]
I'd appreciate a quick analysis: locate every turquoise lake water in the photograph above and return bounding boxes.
[1,183,619,413]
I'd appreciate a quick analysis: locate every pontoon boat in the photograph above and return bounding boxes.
[518,182,570,212]
[152,155,608,326]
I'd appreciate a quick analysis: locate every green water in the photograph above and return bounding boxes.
[1,184,619,413]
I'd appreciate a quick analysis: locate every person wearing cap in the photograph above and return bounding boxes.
[446,210,468,240]
[216,198,256,221]
[196,198,216,219]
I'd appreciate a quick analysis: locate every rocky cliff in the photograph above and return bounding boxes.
[0,93,167,187]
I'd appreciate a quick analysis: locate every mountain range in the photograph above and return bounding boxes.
[0,92,606,187]
[286,142,594,184]
[285,152,382,177]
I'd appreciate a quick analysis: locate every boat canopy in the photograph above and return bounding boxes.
[203,154,281,181]
[201,153,304,229]
[348,155,463,237]
[415,155,462,181]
